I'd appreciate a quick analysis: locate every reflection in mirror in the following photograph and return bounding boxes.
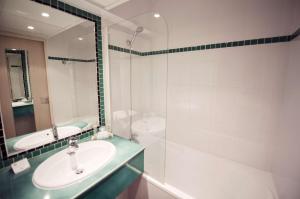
[0,0,98,156]
[6,49,36,137]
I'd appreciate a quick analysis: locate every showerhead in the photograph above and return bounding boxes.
[136,26,144,33]
[127,26,144,47]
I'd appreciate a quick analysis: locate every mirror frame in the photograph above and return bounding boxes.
[0,0,105,164]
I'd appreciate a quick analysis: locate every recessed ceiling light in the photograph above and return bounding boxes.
[78,37,83,41]
[41,12,50,17]
[27,26,34,30]
[154,13,160,18]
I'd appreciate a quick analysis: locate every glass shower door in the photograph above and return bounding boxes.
[108,12,168,182]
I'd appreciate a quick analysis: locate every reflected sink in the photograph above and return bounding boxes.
[32,140,116,190]
[14,126,82,151]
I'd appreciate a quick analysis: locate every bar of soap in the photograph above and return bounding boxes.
[11,158,31,174]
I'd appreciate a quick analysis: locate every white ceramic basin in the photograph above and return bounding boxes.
[12,101,33,107]
[57,126,82,139]
[14,126,82,151]
[32,140,116,190]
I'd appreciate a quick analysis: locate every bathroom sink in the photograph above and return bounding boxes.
[32,140,116,190]
[12,101,33,107]
[14,126,82,151]
[56,126,82,139]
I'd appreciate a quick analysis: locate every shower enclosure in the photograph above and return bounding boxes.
[108,12,168,182]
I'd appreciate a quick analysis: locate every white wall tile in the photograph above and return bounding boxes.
[166,44,288,171]
[271,39,300,199]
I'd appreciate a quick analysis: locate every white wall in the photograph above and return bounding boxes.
[270,1,300,198]
[166,43,288,171]
[271,37,300,199]
[111,0,294,46]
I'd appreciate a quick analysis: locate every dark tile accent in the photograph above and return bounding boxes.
[32,150,40,157]
[265,38,272,43]
[50,0,58,8]
[271,37,280,43]
[244,40,251,45]
[108,26,300,57]
[250,39,257,45]
[279,36,288,42]
[232,41,238,47]
[57,1,65,11]
[42,0,50,5]
[238,41,244,46]
[258,38,265,44]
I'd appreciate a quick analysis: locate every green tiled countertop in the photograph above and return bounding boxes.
[0,136,144,199]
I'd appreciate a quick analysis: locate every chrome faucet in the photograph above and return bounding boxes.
[67,137,83,174]
[68,137,79,149]
[52,124,58,140]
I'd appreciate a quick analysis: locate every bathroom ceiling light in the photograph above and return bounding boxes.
[78,37,83,41]
[41,12,50,17]
[154,13,160,18]
[27,26,34,30]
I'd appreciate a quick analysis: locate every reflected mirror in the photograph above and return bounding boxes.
[6,49,35,136]
[0,0,99,156]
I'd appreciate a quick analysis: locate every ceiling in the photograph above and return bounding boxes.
[87,0,130,10]
[0,0,85,40]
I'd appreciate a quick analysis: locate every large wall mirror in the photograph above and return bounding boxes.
[0,0,99,157]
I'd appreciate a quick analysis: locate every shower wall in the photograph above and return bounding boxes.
[110,0,300,198]
[271,4,300,197]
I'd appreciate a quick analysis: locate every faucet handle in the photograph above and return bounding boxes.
[68,137,79,148]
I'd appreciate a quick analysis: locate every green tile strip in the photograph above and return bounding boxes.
[108,45,143,56]
[0,0,105,167]
[290,27,300,40]
[48,56,96,62]
[109,30,300,56]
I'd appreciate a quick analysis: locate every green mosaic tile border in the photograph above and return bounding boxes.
[109,28,300,56]
[0,0,105,167]
[108,45,142,56]
[48,56,96,62]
